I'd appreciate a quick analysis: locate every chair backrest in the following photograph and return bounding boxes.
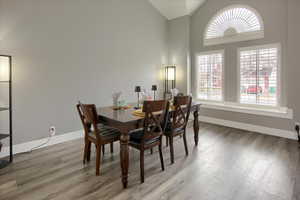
[76,102,100,140]
[142,100,170,142]
[172,96,192,130]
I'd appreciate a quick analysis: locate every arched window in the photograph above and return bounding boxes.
[204,5,264,46]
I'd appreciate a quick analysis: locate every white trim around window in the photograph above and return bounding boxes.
[204,31,265,46]
[195,50,225,102]
[237,43,282,108]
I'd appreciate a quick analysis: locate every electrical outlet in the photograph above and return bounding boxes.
[49,126,56,136]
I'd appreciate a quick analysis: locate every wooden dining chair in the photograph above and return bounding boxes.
[164,96,192,164]
[76,102,120,176]
[129,100,170,183]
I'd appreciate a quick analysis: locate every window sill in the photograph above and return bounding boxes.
[197,100,293,119]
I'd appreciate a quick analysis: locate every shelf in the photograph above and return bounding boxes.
[0,134,9,140]
[0,55,12,164]
[0,160,10,169]
[0,107,9,112]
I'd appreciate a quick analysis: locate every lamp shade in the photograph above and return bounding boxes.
[135,86,141,92]
[166,66,175,81]
[164,66,176,95]
[0,56,10,82]
[151,85,157,91]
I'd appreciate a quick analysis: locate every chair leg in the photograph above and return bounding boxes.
[169,136,175,164]
[140,150,145,183]
[96,145,101,176]
[166,137,169,147]
[183,132,189,156]
[150,148,153,154]
[159,143,165,171]
[102,144,105,155]
[87,141,91,162]
[110,142,114,153]
[83,141,89,164]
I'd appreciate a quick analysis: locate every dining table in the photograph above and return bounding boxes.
[97,102,201,188]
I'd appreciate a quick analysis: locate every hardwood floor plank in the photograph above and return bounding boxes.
[0,123,299,200]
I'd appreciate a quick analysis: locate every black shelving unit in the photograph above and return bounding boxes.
[0,55,12,169]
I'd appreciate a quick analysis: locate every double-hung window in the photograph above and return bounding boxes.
[239,44,280,106]
[196,51,223,101]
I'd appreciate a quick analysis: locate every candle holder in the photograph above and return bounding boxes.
[151,85,157,100]
[134,86,141,109]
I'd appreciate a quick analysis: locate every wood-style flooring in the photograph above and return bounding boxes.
[1,123,300,200]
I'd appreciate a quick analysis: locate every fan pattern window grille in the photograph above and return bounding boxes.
[204,5,264,46]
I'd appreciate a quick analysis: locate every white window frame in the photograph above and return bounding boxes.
[237,43,282,108]
[204,4,265,46]
[196,50,225,103]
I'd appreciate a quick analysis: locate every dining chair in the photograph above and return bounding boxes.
[129,100,170,183]
[164,96,192,164]
[76,102,120,176]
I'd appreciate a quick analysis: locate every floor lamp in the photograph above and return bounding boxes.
[164,66,176,99]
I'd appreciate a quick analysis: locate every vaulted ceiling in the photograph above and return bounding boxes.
[148,0,206,20]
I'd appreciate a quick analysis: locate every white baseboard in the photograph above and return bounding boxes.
[199,116,297,140]
[0,130,83,159]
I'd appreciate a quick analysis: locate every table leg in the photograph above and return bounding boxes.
[193,106,200,146]
[120,133,130,188]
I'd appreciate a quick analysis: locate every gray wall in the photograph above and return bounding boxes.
[1,0,299,146]
[168,16,190,94]
[287,0,300,125]
[0,0,168,145]
[189,0,295,132]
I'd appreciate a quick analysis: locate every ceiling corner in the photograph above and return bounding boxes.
[148,0,206,20]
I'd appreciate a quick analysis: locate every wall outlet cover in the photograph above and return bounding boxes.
[49,126,56,136]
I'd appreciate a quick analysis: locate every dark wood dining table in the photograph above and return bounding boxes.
[97,102,201,188]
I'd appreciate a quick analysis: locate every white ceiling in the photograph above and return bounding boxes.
[148,0,206,20]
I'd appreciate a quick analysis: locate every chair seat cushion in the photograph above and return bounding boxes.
[129,129,160,145]
[89,124,120,139]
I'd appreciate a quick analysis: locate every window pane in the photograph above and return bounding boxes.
[197,53,223,101]
[258,48,278,106]
[240,46,278,106]
[240,50,257,105]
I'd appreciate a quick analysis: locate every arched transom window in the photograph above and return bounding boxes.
[204,5,264,46]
